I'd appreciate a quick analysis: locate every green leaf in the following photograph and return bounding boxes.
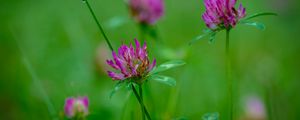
[150,75,176,86]
[208,32,217,44]
[240,21,266,30]
[126,81,133,91]
[150,60,186,75]
[202,112,219,120]
[245,12,278,20]
[203,28,213,33]
[189,30,213,45]
[109,81,125,99]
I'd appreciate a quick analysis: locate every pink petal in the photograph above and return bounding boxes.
[64,97,75,118]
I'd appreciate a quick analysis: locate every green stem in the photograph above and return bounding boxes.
[83,0,114,51]
[226,29,233,120]
[152,25,162,42]
[139,23,146,43]
[131,84,152,120]
[139,84,146,120]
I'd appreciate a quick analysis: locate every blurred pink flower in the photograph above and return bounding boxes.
[202,0,246,30]
[128,0,164,25]
[95,42,111,74]
[241,96,266,120]
[64,96,89,118]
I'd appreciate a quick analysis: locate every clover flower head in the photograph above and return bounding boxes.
[202,0,246,30]
[106,39,156,83]
[64,96,89,118]
[129,0,164,25]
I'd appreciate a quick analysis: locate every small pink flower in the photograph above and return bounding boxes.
[202,0,246,30]
[128,0,164,25]
[64,96,89,118]
[106,39,156,83]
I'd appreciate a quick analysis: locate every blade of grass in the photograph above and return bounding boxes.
[11,30,58,119]
[82,0,114,51]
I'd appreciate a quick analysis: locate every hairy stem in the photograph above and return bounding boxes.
[131,84,152,120]
[226,29,233,120]
[139,24,146,43]
[83,0,114,51]
[139,84,146,120]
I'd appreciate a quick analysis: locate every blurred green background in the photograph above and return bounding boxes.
[1,0,300,119]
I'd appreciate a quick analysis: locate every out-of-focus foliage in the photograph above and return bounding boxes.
[1,0,300,119]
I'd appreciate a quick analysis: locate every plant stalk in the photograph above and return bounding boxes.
[139,84,146,120]
[131,84,152,120]
[226,29,233,120]
[139,23,147,44]
[83,0,114,51]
